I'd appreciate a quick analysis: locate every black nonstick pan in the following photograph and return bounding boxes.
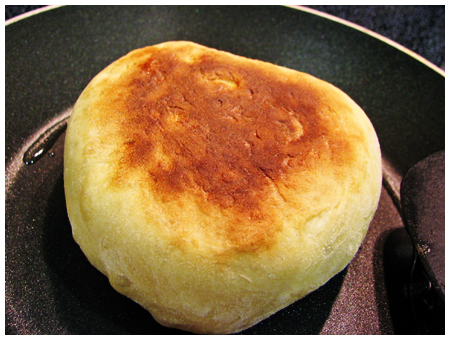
[5,5,444,335]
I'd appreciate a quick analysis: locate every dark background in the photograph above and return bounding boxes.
[5,5,445,71]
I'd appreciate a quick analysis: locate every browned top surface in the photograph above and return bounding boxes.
[89,42,364,252]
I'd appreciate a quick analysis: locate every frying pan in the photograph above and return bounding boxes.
[5,5,444,334]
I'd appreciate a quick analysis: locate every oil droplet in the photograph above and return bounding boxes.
[23,115,70,165]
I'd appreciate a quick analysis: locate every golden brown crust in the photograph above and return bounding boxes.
[86,42,365,253]
[64,41,382,334]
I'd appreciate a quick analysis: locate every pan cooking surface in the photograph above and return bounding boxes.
[5,6,444,334]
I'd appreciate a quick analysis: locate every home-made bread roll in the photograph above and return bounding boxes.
[64,41,382,334]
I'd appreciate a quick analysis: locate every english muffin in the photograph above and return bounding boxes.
[64,41,382,334]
